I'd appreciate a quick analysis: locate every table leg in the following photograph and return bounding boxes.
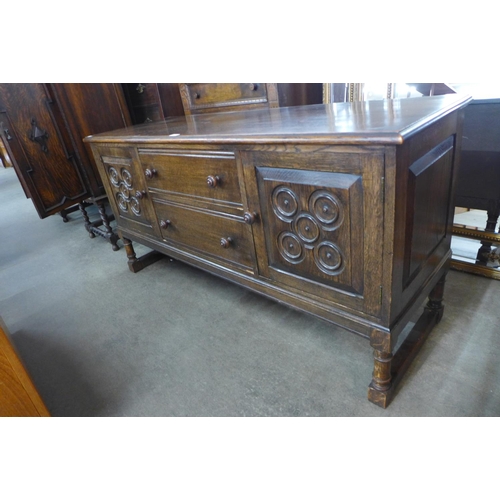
[368,272,447,408]
[79,202,95,238]
[122,237,163,273]
[97,201,120,251]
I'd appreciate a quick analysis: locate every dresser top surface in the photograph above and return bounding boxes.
[85,94,471,146]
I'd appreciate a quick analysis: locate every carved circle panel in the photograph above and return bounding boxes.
[313,241,344,275]
[272,186,299,222]
[105,162,143,217]
[294,213,320,244]
[130,197,141,216]
[278,231,305,264]
[121,168,133,188]
[116,192,128,212]
[309,190,343,230]
[108,167,120,187]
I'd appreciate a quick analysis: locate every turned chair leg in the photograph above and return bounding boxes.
[97,201,119,251]
[477,208,500,265]
[79,202,95,238]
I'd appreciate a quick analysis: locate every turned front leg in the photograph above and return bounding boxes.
[122,237,138,269]
[371,350,393,392]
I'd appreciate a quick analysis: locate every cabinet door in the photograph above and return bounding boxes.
[49,83,132,197]
[0,84,88,218]
[90,145,160,240]
[243,149,385,318]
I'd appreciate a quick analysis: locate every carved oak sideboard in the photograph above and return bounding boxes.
[85,94,471,408]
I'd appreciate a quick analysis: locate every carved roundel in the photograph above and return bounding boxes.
[116,192,128,211]
[107,164,142,217]
[278,231,305,264]
[313,241,344,275]
[121,168,133,188]
[130,197,141,216]
[309,190,343,230]
[108,167,120,187]
[272,186,299,222]
[293,213,320,244]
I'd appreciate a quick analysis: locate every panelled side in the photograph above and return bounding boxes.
[389,111,461,326]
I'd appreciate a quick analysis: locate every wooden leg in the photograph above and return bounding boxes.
[477,208,499,265]
[97,201,120,251]
[368,272,448,408]
[122,237,163,273]
[368,349,393,408]
[79,202,95,238]
[59,210,69,223]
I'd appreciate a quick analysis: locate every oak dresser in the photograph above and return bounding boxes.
[85,94,471,408]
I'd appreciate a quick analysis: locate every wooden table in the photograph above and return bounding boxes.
[85,94,471,408]
[0,318,50,417]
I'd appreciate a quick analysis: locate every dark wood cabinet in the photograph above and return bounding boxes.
[0,83,131,219]
[122,83,323,124]
[0,83,132,249]
[85,94,470,407]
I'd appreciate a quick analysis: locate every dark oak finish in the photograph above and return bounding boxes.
[123,84,323,124]
[85,94,471,407]
[179,83,279,115]
[0,83,131,248]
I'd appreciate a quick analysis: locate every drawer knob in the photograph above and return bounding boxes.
[207,175,220,188]
[251,84,259,91]
[243,211,257,225]
[160,219,171,229]
[220,237,233,249]
[136,84,146,94]
[144,168,157,179]
[135,190,147,199]
[194,92,201,99]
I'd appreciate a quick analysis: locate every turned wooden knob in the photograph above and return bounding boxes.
[160,219,171,229]
[220,237,233,248]
[144,168,157,179]
[135,190,147,199]
[243,211,257,225]
[207,175,220,188]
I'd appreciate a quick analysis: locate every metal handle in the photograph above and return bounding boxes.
[243,212,257,225]
[207,175,220,188]
[135,190,147,199]
[145,168,157,179]
[160,219,171,229]
[136,84,146,94]
[3,128,12,141]
[220,237,233,249]
[29,118,49,153]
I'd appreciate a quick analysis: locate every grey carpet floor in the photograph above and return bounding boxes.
[1,165,499,416]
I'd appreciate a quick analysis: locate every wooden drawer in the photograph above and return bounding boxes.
[179,83,278,114]
[139,149,242,206]
[153,200,254,270]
